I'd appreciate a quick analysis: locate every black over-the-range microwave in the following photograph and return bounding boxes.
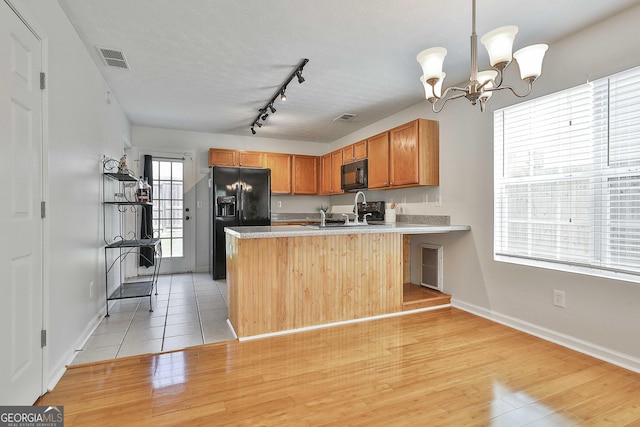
[341,159,368,191]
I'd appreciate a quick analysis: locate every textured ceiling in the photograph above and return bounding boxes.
[57,0,640,143]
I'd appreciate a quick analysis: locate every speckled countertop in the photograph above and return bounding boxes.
[225,223,470,239]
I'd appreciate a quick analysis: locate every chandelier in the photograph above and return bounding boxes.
[417,0,548,113]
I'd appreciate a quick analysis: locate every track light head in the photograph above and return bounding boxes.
[296,70,305,84]
[261,113,269,120]
[280,91,287,101]
[269,104,276,113]
[256,121,262,128]
[251,127,256,135]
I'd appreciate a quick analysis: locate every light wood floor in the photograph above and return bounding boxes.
[37,308,640,426]
[402,283,451,310]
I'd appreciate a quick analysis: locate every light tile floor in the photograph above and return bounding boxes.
[71,272,235,365]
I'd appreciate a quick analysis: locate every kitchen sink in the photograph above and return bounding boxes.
[303,221,391,229]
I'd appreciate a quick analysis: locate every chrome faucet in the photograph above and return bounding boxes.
[353,191,366,224]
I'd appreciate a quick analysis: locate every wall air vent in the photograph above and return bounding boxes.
[96,46,130,70]
[333,113,357,122]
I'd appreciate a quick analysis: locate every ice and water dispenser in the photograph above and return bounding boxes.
[217,196,236,217]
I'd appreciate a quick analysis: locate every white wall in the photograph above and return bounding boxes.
[20,0,131,388]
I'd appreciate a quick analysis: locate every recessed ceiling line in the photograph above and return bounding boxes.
[251,58,309,135]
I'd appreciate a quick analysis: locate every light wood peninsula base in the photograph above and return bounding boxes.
[226,232,403,338]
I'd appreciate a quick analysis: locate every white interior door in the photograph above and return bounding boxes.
[147,155,194,274]
[0,0,44,404]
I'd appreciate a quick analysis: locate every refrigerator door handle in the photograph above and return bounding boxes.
[237,183,244,225]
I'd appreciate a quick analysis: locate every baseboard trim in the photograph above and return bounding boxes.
[46,303,111,392]
[451,298,640,374]
[238,304,451,342]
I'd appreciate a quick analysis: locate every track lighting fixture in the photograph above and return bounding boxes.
[250,58,308,134]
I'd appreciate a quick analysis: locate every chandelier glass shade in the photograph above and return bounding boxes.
[417,0,548,112]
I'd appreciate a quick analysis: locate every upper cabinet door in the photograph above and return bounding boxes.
[367,132,390,189]
[238,151,264,168]
[330,149,344,194]
[292,155,319,195]
[352,140,367,161]
[342,145,354,164]
[320,153,332,195]
[388,119,439,187]
[389,121,420,186]
[265,153,292,194]
[209,148,238,167]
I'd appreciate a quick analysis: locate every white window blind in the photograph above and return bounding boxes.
[494,66,640,280]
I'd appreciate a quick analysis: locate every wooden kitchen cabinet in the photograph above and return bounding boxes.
[209,148,238,166]
[367,119,439,189]
[208,118,437,196]
[341,140,367,164]
[320,153,332,195]
[330,150,343,194]
[388,119,439,187]
[265,153,292,194]
[238,151,264,168]
[366,132,390,189]
[353,140,367,161]
[292,155,319,195]
[209,149,263,167]
[320,149,344,195]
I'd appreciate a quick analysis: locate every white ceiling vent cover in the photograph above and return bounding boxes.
[333,113,357,122]
[97,46,130,69]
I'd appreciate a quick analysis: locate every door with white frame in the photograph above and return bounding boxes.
[141,154,194,274]
[0,0,45,404]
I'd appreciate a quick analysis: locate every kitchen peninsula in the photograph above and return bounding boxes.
[225,223,470,338]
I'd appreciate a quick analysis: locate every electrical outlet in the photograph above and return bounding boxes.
[277,201,282,208]
[89,281,94,298]
[435,195,442,206]
[553,290,566,308]
[197,200,202,208]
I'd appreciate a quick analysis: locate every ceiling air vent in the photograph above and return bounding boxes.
[333,113,357,122]
[96,46,130,70]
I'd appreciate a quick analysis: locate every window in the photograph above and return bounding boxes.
[152,160,184,258]
[494,66,640,282]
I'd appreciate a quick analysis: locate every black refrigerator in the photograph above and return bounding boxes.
[210,166,271,279]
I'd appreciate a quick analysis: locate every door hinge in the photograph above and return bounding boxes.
[41,330,47,347]
[41,201,46,219]
[40,72,46,90]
